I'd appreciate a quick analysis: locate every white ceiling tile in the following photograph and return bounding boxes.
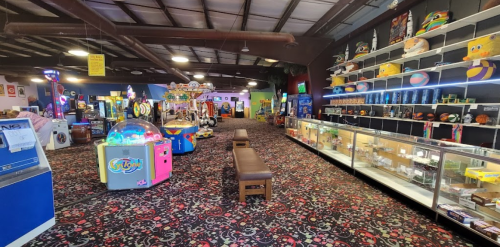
[6,0,58,17]
[250,0,290,19]
[127,5,172,25]
[290,1,335,22]
[246,15,278,32]
[206,0,245,15]
[280,20,315,35]
[169,8,207,28]
[210,11,243,30]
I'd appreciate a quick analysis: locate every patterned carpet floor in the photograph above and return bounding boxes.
[26,118,475,247]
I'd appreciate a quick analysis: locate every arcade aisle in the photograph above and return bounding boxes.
[25,119,474,247]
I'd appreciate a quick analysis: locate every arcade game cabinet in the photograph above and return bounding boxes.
[235,101,244,118]
[275,92,288,127]
[46,119,70,150]
[0,118,55,247]
[287,94,312,119]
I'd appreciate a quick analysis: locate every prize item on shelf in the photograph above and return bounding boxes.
[374,93,380,104]
[463,112,473,123]
[465,168,500,183]
[427,113,436,121]
[421,89,431,104]
[344,62,359,73]
[423,121,433,138]
[391,92,400,104]
[483,0,500,10]
[404,67,416,72]
[466,60,497,80]
[359,76,369,81]
[410,72,430,87]
[371,29,377,52]
[384,92,390,104]
[383,106,392,117]
[402,37,429,58]
[356,82,369,92]
[486,117,497,126]
[345,85,356,93]
[333,86,344,94]
[369,110,376,116]
[341,109,347,114]
[377,63,401,78]
[411,90,420,104]
[448,113,461,123]
[402,90,411,104]
[390,109,395,117]
[354,42,369,59]
[447,210,484,224]
[403,106,413,118]
[471,221,500,241]
[406,10,414,40]
[360,110,368,116]
[413,112,424,120]
[452,124,463,143]
[354,110,359,115]
[476,114,489,125]
[472,192,500,206]
[331,76,346,86]
[389,11,409,45]
[333,54,345,66]
[416,11,450,36]
[345,45,350,61]
[347,110,354,115]
[463,35,500,61]
[440,113,450,122]
[432,88,442,104]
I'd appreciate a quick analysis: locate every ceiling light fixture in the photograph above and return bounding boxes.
[172,56,189,62]
[241,41,249,52]
[239,92,244,95]
[67,77,79,82]
[131,70,143,75]
[265,58,278,63]
[68,49,89,56]
[194,74,205,79]
[31,78,44,83]
[236,71,241,75]
[242,89,248,93]
[248,81,257,86]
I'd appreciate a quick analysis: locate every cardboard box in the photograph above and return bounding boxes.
[440,183,487,196]
[471,221,500,241]
[437,204,464,214]
[465,168,500,183]
[447,210,483,224]
[471,192,500,206]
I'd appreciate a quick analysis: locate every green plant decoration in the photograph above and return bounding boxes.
[268,74,286,86]
[284,63,308,76]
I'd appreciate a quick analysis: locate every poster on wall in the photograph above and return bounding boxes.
[17,86,25,98]
[7,85,16,97]
[0,84,4,96]
[389,12,409,45]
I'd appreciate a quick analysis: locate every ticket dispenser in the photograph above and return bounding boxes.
[0,118,55,247]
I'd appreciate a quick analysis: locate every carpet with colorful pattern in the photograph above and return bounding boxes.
[26,118,474,247]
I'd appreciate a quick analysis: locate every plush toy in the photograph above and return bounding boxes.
[402,37,429,58]
[377,63,401,78]
[344,62,359,73]
[483,0,500,10]
[467,60,497,81]
[354,42,369,59]
[331,76,346,87]
[463,34,500,61]
[416,11,450,36]
[333,54,345,66]
[345,85,356,93]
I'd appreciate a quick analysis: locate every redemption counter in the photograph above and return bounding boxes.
[286,117,500,246]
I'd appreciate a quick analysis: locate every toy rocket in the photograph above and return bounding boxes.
[345,45,349,61]
[388,0,399,10]
[406,10,413,40]
[371,29,377,52]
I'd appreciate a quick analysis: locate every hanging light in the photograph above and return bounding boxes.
[67,77,80,82]
[241,41,249,52]
[248,81,257,86]
[265,58,278,63]
[172,56,189,62]
[68,49,89,56]
[242,89,248,93]
[194,74,205,79]
[31,78,44,83]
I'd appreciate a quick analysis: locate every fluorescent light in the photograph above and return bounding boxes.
[194,74,205,79]
[68,49,89,56]
[67,77,79,82]
[240,92,244,95]
[242,89,248,93]
[265,58,278,63]
[248,81,257,86]
[172,56,189,62]
[241,46,249,52]
[31,78,44,83]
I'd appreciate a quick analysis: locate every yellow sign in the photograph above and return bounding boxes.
[163,89,192,104]
[88,54,105,76]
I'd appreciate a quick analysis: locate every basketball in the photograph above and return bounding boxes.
[448,113,460,123]
[427,113,435,121]
[440,113,450,122]
[347,110,354,115]
[476,114,489,125]
[345,85,356,93]
[360,110,367,116]
[333,86,344,94]
[341,109,347,114]
[356,82,369,92]
[467,60,497,81]
[410,72,430,87]
[413,112,424,120]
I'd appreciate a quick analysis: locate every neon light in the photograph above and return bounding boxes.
[323,78,500,98]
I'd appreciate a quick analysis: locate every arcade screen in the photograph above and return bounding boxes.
[231,97,239,101]
[298,82,306,94]
[213,96,222,102]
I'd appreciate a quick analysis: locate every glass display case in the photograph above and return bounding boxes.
[285,116,500,246]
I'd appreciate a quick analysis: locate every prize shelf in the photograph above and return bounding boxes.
[325,5,500,72]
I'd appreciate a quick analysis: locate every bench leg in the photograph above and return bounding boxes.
[239,181,246,202]
[265,179,272,201]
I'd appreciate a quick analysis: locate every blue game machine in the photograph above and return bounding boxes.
[287,94,312,119]
[0,119,55,247]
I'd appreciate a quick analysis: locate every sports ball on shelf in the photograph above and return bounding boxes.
[440,113,450,122]
[333,86,345,94]
[463,34,500,61]
[427,113,435,121]
[356,82,369,92]
[410,72,430,87]
[467,60,497,81]
[463,112,473,124]
[331,76,346,86]
[402,37,430,58]
[360,110,367,116]
[413,112,424,120]
[347,110,354,115]
[345,62,359,73]
[354,42,369,59]
[369,110,376,116]
[377,63,401,78]
[345,85,356,93]
[341,109,347,114]
[483,0,500,10]
[416,11,450,36]
[476,114,489,125]
[448,113,460,123]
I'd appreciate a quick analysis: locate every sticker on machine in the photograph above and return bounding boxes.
[108,157,143,174]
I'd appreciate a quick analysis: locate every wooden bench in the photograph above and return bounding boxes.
[233,148,272,202]
[233,129,250,148]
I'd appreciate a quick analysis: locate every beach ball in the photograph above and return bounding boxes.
[413,112,424,120]
[333,86,344,94]
[356,82,369,92]
[410,72,430,87]
[448,113,460,123]
[345,85,356,93]
[427,113,435,121]
[467,60,497,81]
[440,113,450,122]
[476,114,489,125]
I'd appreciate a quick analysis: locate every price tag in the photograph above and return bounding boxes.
[433,122,440,127]
[431,155,440,161]
[436,48,443,54]
[432,104,437,109]
[459,198,476,210]
[400,149,406,154]
[415,170,424,176]
[431,67,437,71]
[417,151,424,157]
[470,104,478,110]
[473,59,482,66]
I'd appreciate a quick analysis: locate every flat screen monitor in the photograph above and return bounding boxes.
[213,96,222,102]
[231,97,239,101]
[298,82,306,94]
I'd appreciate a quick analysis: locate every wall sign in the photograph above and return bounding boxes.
[0,84,4,96]
[88,54,106,76]
[7,85,15,97]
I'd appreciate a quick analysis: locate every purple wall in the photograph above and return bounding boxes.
[198,92,250,109]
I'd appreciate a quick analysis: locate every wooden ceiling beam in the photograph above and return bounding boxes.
[0,37,57,56]
[303,0,351,36]
[253,57,261,66]
[154,0,180,27]
[241,0,252,31]
[108,41,141,57]
[76,40,122,57]
[200,0,214,29]
[114,1,144,24]
[0,0,33,15]
[28,0,71,18]
[313,0,370,37]
[273,0,300,32]
[0,43,44,57]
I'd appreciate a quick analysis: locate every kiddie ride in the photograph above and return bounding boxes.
[160,81,215,154]
[96,119,172,190]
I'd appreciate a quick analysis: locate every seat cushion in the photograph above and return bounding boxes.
[233,148,272,181]
[233,129,249,141]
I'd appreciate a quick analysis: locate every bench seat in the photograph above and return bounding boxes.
[233,148,272,202]
[233,129,250,148]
